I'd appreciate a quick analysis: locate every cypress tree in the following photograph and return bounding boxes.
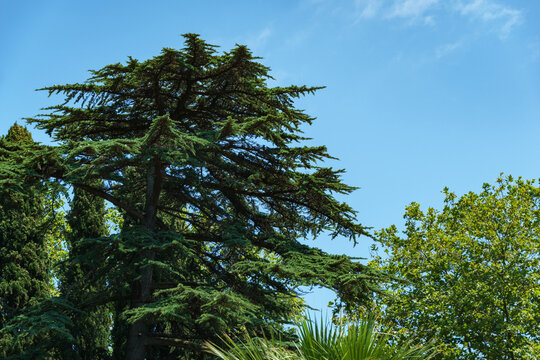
[0,126,75,359]
[4,35,386,359]
[60,185,111,359]
[0,124,51,356]
[0,123,49,327]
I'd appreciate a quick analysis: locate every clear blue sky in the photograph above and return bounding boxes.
[1,0,539,312]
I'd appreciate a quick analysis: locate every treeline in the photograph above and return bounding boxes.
[0,35,538,360]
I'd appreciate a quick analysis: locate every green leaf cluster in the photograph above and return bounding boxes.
[371,175,540,359]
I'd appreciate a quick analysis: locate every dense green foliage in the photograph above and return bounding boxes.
[205,314,439,360]
[0,124,49,328]
[60,186,111,359]
[3,34,537,360]
[371,176,540,359]
[0,124,52,357]
[0,35,384,359]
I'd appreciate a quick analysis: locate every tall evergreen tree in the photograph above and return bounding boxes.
[60,185,111,359]
[0,124,49,327]
[3,35,385,359]
[0,124,52,357]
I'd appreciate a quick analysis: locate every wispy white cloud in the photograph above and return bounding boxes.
[423,15,436,25]
[349,0,523,38]
[456,0,522,38]
[434,40,463,59]
[255,27,272,45]
[354,0,440,24]
[388,0,439,19]
[355,0,383,19]
[246,27,273,51]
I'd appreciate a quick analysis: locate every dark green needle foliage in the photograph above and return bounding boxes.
[0,124,49,325]
[2,35,385,359]
[59,185,111,359]
[0,123,50,356]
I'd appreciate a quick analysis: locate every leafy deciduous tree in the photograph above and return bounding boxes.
[371,176,540,359]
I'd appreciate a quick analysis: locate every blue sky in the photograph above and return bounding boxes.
[1,0,539,311]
